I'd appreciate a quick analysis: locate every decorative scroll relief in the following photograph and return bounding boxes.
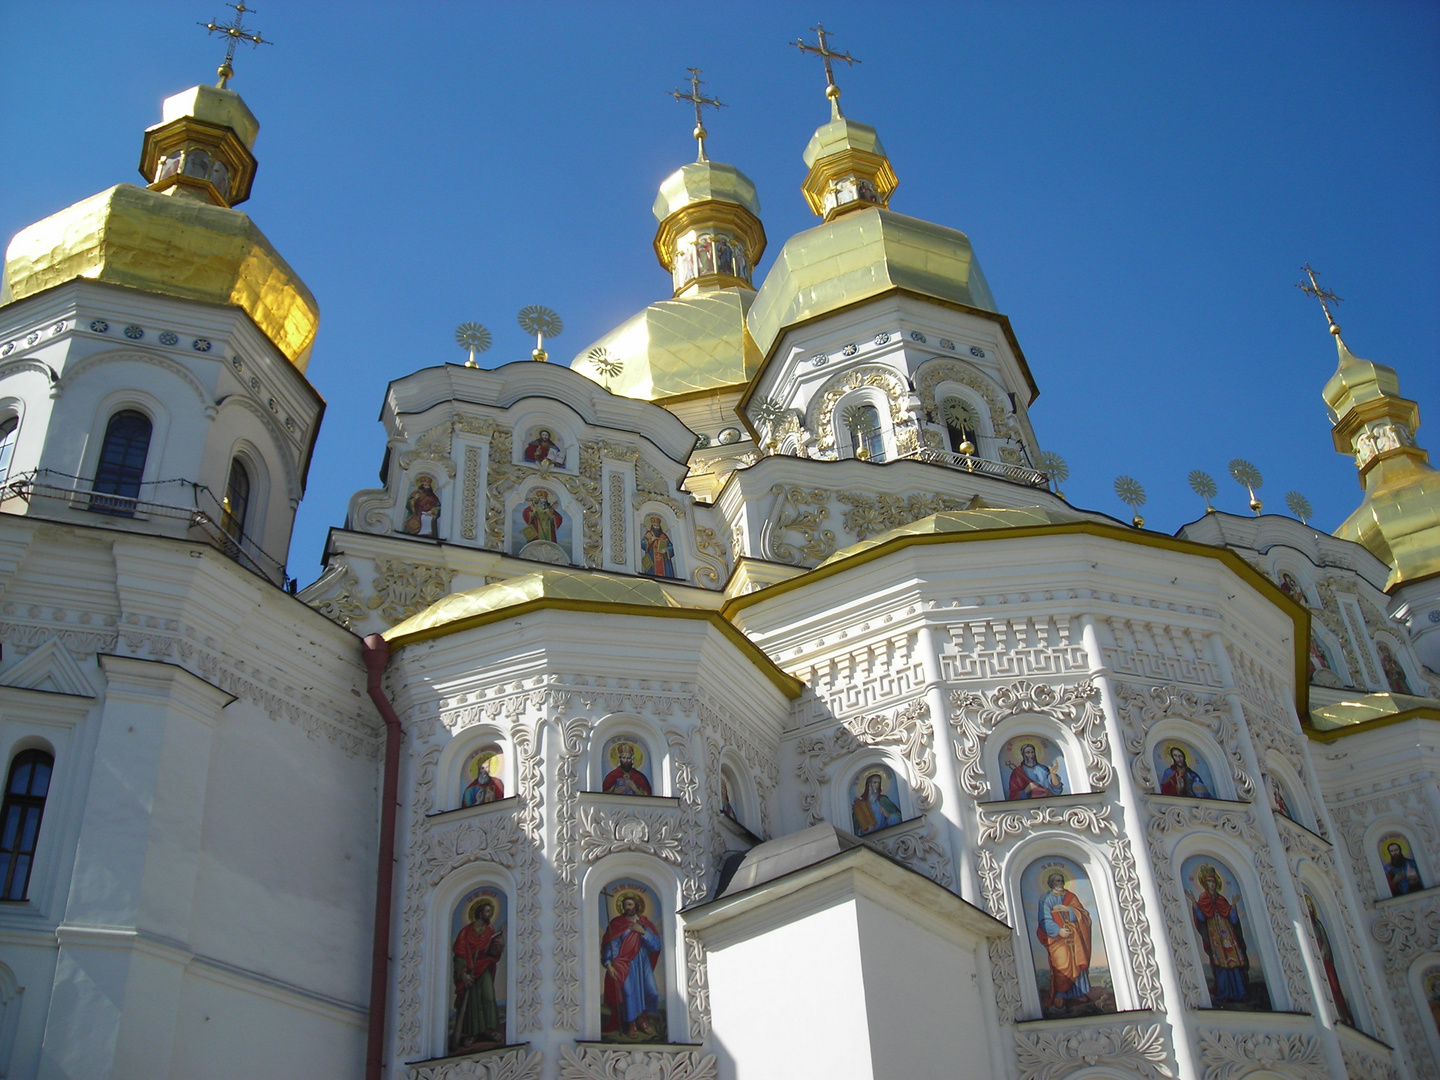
[482,431,604,566]
[810,365,912,455]
[608,472,626,564]
[1339,1041,1399,1080]
[691,526,728,589]
[915,359,1020,442]
[553,717,590,1032]
[697,698,776,841]
[368,558,456,623]
[977,847,1006,920]
[947,680,1110,799]
[557,1046,717,1080]
[577,805,684,864]
[865,816,954,889]
[1013,1022,1175,1080]
[461,445,480,541]
[794,699,936,827]
[1112,682,1255,801]
[1194,1029,1325,1080]
[511,720,544,1034]
[304,562,366,629]
[684,932,711,1043]
[834,490,976,541]
[1330,783,1436,866]
[399,420,459,477]
[409,1047,543,1080]
[1372,895,1440,1080]
[762,484,835,566]
[940,616,1089,683]
[1109,836,1166,1012]
[976,800,1116,845]
[988,937,1022,1024]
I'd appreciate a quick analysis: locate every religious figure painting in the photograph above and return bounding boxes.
[848,764,905,836]
[1155,741,1216,799]
[512,486,572,563]
[1181,855,1271,1011]
[998,735,1067,800]
[449,887,507,1054]
[1277,571,1307,606]
[459,745,505,808]
[1378,834,1425,897]
[1376,640,1413,695]
[1019,856,1116,1019]
[601,737,653,796]
[639,515,677,579]
[523,426,567,467]
[399,472,442,538]
[1424,965,1440,1038]
[719,767,739,825]
[1302,889,1356,1028]
[600,880,666,1043]
[1267,776,1296,822]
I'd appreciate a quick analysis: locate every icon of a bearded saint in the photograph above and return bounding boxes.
[1188,865,1250,1005]
[1159,746,1212,798]
[1036,872,1093,1012]
[640,516,675,578]
[401,474,441,537]
[450,899,504,1052]
[1007,742,1064,799]
[601,893,662,1039]
[521,488,562,544]
[1384,841,1425,896]
[524,428,565,466]
[603,744,651,796]
[461,758,504,807]
[850,771,903,836]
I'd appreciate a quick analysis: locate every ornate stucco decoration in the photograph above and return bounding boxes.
[761,484,836,565]
[795,699,936,826]
[938,615,1090,683]
[914,358,1021,443]
[483,428,604,567]
[864,816,954,888]
[552,717,590,1032]
[407,1046,543,1080]
[692,526,729,588]
[835,490,976,541]
[1100,617,1226,688]
[808,365,913,457]
[398,420,459,477]
[303,561,367,629]
[947,680,1110,799]
[1111,682,1255,801]
[1193,1029,1325,1080]
[976,798,1116,845]
[557,1046,717,1080]
[367,558,456,623]
[577,805,685,864]
[1013,1021,1175,1080]
[1108,836,1166,1011]
[1338,1040,1400,1080]
[988,937,1023,1024]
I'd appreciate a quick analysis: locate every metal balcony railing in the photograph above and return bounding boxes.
[0,469,288,586]
[899,447,1052,489]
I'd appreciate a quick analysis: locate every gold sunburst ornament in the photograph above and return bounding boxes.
[1285,491,1313,525]
[518,306,563,362]
[1228,458,1264,515]
[1038,451,1068,498]
[1188,470,1218,513]
[454,322,492,368]
[585,347,623,390]
[1114,475,1147,528]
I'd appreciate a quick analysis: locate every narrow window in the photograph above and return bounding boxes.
[221,458,251,542]
[844,403,886,462]
[0,750,52,900]
[91,410,152,515]
[0,418,17,486]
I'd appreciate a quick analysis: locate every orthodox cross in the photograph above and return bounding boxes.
[669,68,725,163]
[200,3,272,89]
[1297,263,1344,335]
[793,23,860,116]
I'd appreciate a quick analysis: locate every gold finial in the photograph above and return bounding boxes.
[585,347,624,391]
[1228,458,1264,514]
[794,23,860,119]
[1188,470,1218,513]
[669,68,725,163]
[1114,475,1147,528]
[518,306,563,362]
[1297,263,1344,337]
[455,322,492,368]
[1285,491,1313,525]
[1038,451,1068,499]
[200,3,271,89]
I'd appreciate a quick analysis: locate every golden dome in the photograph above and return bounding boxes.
[801,115,898,220]
[653,160,762,224]
[571,287,762,401]
[745,205,998,361]
[2,184,319,370]
[1324,334,1440,588]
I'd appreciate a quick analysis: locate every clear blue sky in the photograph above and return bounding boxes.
[3,2,1437,583]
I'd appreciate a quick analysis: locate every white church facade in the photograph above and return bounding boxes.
[0,48,1437,1080]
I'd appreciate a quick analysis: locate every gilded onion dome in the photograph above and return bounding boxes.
[571,156,766,401]
[1,83,319,371]
[1323,329,1440,588]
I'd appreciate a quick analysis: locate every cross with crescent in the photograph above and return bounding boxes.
[669,68,725,162]
[199,3,272,89]
[1297,263,1344,335]
[794,23,860,117]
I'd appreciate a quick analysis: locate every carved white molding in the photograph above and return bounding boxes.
[1111,682,1255,801]
[553,717,591,1032]
[795,699,936,827]
[988,937,1022,1024]
[408,1047,543,1080]
[761,484,835,566]
[938,615,1089,683]
[947,679,1110,798]
[1242,702,1329,840]
[865,816,954,889]
[556,1046,718,1080]
[1013,1021,1175,1080]
[1109,836,1166,1012]
[577,806,684,865]
[975,800,1116,845]
[511,720,544,1034]
[684,933,711,1046]
[1102,617,1224,689]
[1193,1029,1326,1080]
[794,632,928,718]
[977,848,1006,920]
[1339,1039,1400,1080]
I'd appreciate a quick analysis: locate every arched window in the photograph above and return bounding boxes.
[939,396,980,454]
[0,418,17,486]
[844,403,886,462]
[91,410,152,515]
[0,750,52,900]
[221,458,251,542]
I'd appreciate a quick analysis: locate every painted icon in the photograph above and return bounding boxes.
[523,426,567,466]
[1019,855,1116,1018]
[1302,889,1355,1027]
[1155,741,1215,798]
[600,879,665,1042]
[601,737,653,796]
[1378,834,1425,897]
[1182,855,1271,1010]
[460,745,505,807]
[449,887,506,1054]
[719,768,739,825]
[639,515,677,579]
[1424,965,1440,1037]
[1268,776,1295,822]
[998,734,1067,800]
[400,472,441,537]
[849,763,904,836]
[1376,640,1413,695]
[513,486,572,563]
[1277,571,1306,605]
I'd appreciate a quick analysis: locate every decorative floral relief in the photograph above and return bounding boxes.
[407,1046,542,1080]
[915,359,1019,442]
[761,484,836,566]
[947,680,1110,798]
[511,720,544,1033]
[1112,682,1255,800]
[809,366,911,456]
[1013,1022,1175,1080]
[304,563,367,629]
[461,445,481,541]
[577,805,684,864]
[1108,836,1165,1011]
[977,847,1006,919]
[552,717,591,1032]
[975,800,1116,845]
[367,558,456,623]
[1193,1029,1324,1080]
[864,816,954,888]
[399,420,459,477]
[692,526,728,588]
[988,936,1022,1023]
[557,1046,717,1080]
[795,698,935,827]
[1339,1041,1399,1080]
[835,490,977,540]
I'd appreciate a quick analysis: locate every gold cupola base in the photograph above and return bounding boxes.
[801,116,898,220]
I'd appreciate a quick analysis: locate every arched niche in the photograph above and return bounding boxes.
[1262,755,1312,831]
[985,713,1087,802]
[1295,871,1369,1033]
[78,389,172,502]
[1405,953,1440,1069]
[1372,632,1421,696]
[430,866,518,1059]
[508,480,579,566]
[435,726,511,812]
[635,504,682,581]
[581,855,683,1044]
[394,465,449,541]
[717,754,755,833]
[834,387,894,462]
[836,755,911,838]
[1143,721,1234,801]
[588,715,665,798]
[932,381,996,459]
[1363,819,1432,900]
[513,417,576,470]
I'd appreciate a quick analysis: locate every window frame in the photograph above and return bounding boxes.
[0,749,53,901]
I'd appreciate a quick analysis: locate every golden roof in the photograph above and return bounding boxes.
[156,84,260,150]
[1,184,320,370]
[800,115,899,220]
[570,286,762,401]
[818,504,1087,567]
[1309,691,1440,736]
[745,206,998,362]
[654,160,761,223]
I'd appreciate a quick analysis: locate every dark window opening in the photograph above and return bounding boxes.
[0,750,52,900]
